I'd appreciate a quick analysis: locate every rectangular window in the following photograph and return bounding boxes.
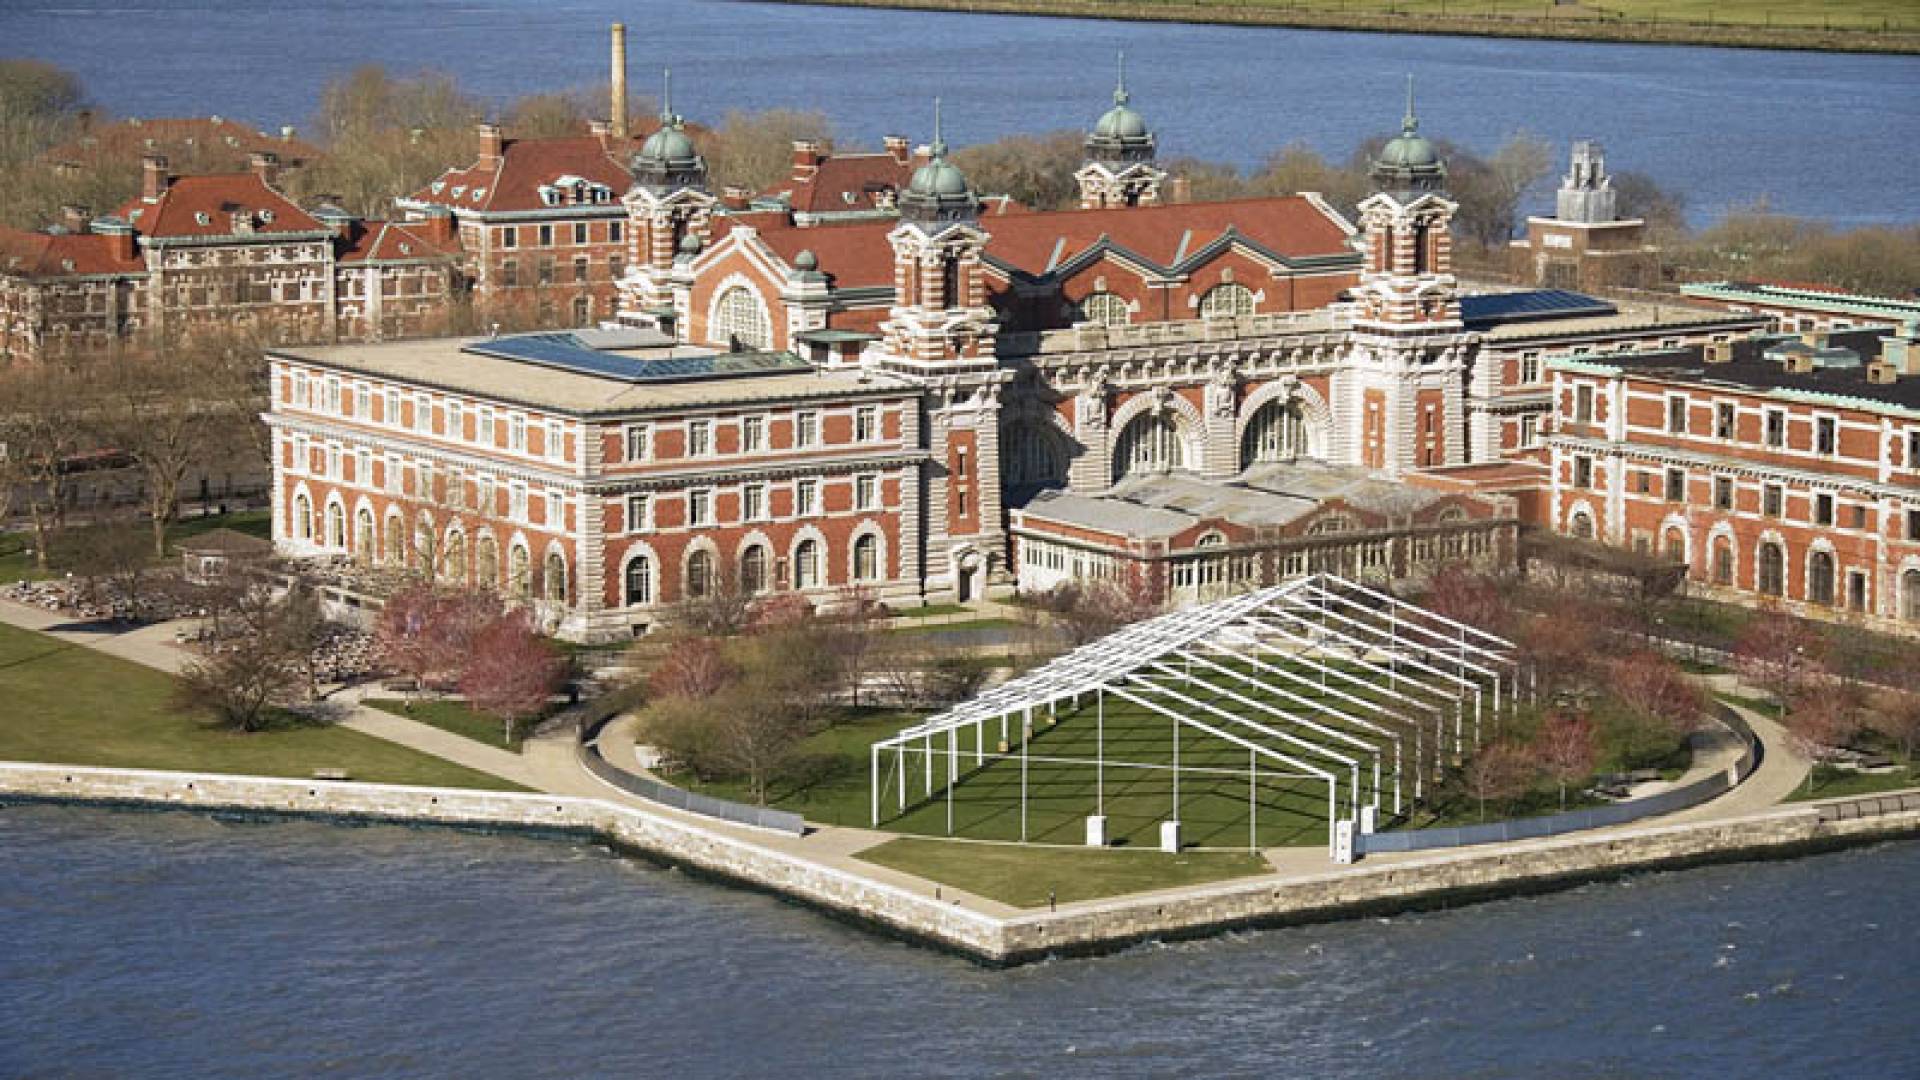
[742,416,764,453]
[742,483,766,521]
[1519,414,1539,448]
[413,393,431,434]
[1664,468,1686,503]
[688,488,713,526]
[1848,572,1868,613]
[855,406,879,442]
[509,414,526,452]
[1573,455,1592,489]
[1635,471,1651,495]
[855,474,878,511]
[796,411,819,448]
[385,454,400,494]
[478,406,495,445]
[1851,504,1867,529]
[1908,430,1920,468]
[1765,409,1786,448]
[447,401,464,440]
[627,494,651,532]
[509,483,528,522]
[687,420,711,458]
[1908,509,1920,543]
[609,255,625,281]
[474,475,493,514]
[1666,396,1688,435]
[1574,384,1594,424]
[291,371,309,407]
[537,258,554,286]
[538,224,554,247]
[1816,416,1837,455]
[1714,476,1734,511]
[626,423,652,462]
[1815,493,1834,526]
[326,445,342,481]
[796,479,819,515]
[355,385,370,420]
[573,222,588,245]
[1716,402,1736,440]
[446,469,466,510]
[500,226,517,249]
[1763,483,1783,518]
[501,260,517,288]
[1519,353,1541,385]
[384,389,399,425]
[325,376,341,414]
[545,420,564,461]
[609,221,623,243]
[573,256,589,284]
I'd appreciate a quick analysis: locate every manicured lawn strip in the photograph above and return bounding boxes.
[672,710,929,827]
[1713,691,1781,718]
[0,622,525,791]
[856,836,1270,908]
[365,697,530,751]
[1786,765,1919,803]
[889,617,1026,634]
[886,603,972,620]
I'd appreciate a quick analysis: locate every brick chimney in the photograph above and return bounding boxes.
[883,135,910,165]
[721,186,751,211]
[141,154,170,201]
[792,140,824,183]
[249,151,280,187]
[60,205,91,234]
[419,208,456,246]
[477,123,504,170]
[1168,176,1193,205]
[589,119,611,148]
[1705,340,1734,364]
[1882,321,1920,375]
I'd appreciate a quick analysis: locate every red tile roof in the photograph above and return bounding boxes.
[40,116,322,170]
[766,152,913,214]
[754,220,897,288]
[0,227,143,277]
[115,172,322,239]
[982,197,1353,274]
[405,125,691,215]
[336,220,460,264]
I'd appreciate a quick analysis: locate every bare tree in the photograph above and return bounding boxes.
[702,108,834,193]
[1733,607,1823,716]
[1462,741,1537,821]
[174,587,310,732]
[1534,710,1598,810]
[47,509,152,620]
[0,360,95,568]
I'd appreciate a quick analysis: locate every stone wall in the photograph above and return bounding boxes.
[3,760,1915,967]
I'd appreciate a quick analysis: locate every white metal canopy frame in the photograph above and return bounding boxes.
[870,573,1518,861]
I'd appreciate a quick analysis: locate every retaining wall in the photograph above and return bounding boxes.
[3,760,1916,966]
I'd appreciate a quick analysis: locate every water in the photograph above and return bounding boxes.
[2,0,1917,226]
[2,804,1917,1077]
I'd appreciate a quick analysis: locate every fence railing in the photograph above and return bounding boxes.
[575,712,807,837]
[1361,702,1758,855]
[1816,790,1920,824]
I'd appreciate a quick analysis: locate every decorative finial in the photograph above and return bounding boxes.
[931,97,945,159]
[1402,74,1418,135]
[1115,50,1129,106]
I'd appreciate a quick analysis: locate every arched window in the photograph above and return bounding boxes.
[384,514,405,567]
[740,544,769,595]
[293,493,312,541]
[1079,292,1130,327]
[1905,569,1920,622]
[711,286,771,351]
[1664,527,1687,565]
[1758,542,1786,597]
[686,549,714,598]
[853,534,879,582]
[1199,282,1255,319]
[625,555,653,606]
[355,508,375,563]
[1808,550,1835,606]
[1307,514,1355,537]
[1112,410,1186,482]
[1241,399,1311,467]
[1712,537,1735,585]
[1003,420,1068,491]
[442,532,466,582]
[324,502,346,548]
[1569,511,1594,540]
[415,516,438,574]
[509,544,531,599]
[544,552,567,605]
[793,538,820,590]
[475,534,499,588]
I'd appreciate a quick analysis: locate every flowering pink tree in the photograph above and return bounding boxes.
[1535,710,1598,809]
[459,611,567,745]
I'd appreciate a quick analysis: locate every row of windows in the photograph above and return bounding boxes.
[622,533,884,605]
[1599,454,1920,539]
[497,221,622,250]
[622,407,882,463]
[498,254,623,288]
[1018,537,1124,582]
[284,369,568,463]
[286,496,569,606]
[624,474,881,531]
[1574,379,1903,463]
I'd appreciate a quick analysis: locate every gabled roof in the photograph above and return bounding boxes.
[40,116,322,170]
[982,197,1356,279]
[336,219,461,264]
[0,227,144,278]
[405,128,681,215]
[752,220,896,289]
[766,151,913,214]
[115,172,322,239]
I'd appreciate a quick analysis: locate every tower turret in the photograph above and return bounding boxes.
[881,101,996,372]
[1075,54,1165,210]
[616,70,717,338]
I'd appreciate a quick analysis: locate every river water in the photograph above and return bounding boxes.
[2,804,1916,1078]
[3,0,1917,227]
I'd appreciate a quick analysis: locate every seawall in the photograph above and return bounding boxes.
[763,0,1920,55]
[4,760,1917,966]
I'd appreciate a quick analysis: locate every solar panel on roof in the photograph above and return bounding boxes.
[1459,289,1617,329]
[462,333,811,384]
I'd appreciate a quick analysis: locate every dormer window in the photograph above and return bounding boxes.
[450,185,466,199]
[259,209,275,223]
[431,181,446,194]
[194,212,211,225]
[471,188,486,201]
[398,242,412,255]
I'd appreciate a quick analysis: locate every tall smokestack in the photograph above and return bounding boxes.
[610,22,629,140]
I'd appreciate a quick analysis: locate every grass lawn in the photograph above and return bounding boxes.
[887,603,973,620]
[364,697,544,751]
[888,617,1026,635]
[0,510,272,585]
[856,836,1271,908]
[674,709,928,827]
[0,622,525,790]
[1786,765,1919,803]
[1714,691,1781,719]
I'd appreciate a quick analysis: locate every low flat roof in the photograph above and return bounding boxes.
[271,335,918,416]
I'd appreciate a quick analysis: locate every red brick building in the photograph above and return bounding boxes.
[1678,281,1920,333]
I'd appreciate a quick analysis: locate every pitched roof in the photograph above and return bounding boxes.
[115,172,322,239]
[766,151,913,214]
[40,116,322,170]
[405,126,686,215]
[752,220,896,288]
[0,227,143,278]
[336,219,461,264]
[982,196,1355,278]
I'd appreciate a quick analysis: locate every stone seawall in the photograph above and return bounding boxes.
[4,761,1917,966]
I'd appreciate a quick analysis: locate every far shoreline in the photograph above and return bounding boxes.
[753,0,1920,56]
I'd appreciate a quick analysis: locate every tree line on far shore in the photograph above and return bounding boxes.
[4,59,1915,298]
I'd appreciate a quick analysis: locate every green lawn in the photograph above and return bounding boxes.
[888,617,1027,635]
[0,510,272,584]
[886,603,973,620]
[1787,765,1919,803]
[365,697,537,751]
[856,836,1271,908]
[0,622,525,790]
[674,709,929,827]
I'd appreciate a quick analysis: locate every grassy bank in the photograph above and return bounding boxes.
[766,0,1920,54]
[0,622,524,790]
[856,836,1270,907]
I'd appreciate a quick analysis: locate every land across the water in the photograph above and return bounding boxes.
[768,0,1920,53]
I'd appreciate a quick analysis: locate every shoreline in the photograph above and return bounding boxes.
[757,0,1920,56]
[5,760,1918,966]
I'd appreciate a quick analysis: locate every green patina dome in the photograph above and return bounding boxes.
[1379,127,1439,169]
[1094,101,1148,140]
[639,123,697,166]
[1370,78,1448,196]
[907,157,971,199]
